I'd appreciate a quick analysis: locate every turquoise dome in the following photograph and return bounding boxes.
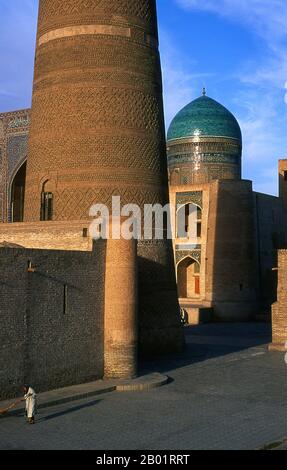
[167,95,242,142]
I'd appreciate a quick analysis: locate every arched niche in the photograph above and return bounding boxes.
[10,160,27,223]
[177,256,201,299]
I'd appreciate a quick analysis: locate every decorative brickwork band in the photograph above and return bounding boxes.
[38,25,132,46]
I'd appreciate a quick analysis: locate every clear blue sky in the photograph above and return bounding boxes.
[1,0,287,195]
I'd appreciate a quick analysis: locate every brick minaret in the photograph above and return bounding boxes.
[24,0,184,355]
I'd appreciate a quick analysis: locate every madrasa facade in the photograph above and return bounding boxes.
[1,0,287,400]
[167,91,287,323]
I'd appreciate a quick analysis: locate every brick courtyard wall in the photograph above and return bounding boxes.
[271,250,287,350]
[0,242,106,399]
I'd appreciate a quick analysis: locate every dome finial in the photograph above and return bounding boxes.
[202,87,207,96]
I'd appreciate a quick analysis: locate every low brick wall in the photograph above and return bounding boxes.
[0,220,93,251]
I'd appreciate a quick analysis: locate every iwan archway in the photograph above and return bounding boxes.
[177,256,201,299]
[10,160,27,223]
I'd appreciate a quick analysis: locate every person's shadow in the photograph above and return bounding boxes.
[37,399,101,422]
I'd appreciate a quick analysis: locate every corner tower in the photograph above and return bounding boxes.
[24,0,184,355]
[167,91,242,186]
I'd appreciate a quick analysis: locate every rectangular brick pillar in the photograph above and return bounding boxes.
[270,250,287,351]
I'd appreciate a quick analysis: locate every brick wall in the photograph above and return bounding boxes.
[0,242,105,399]
[0,220,184,360]
[271,250,287,350]
[0,220,93,251]
[206,180,258,320]
[254,192,287,313]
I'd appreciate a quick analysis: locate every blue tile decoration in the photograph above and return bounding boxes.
[168,153,239,166]
[176,191,203,208]
[167,95,242,142]
[7,135,29,177]
[176,249,201,265]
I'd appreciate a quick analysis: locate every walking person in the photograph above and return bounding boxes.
[22,385,37,424]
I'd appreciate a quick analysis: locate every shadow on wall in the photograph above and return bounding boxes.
[208,181,258,321]
[137,255,185,358]
[254,192,287,314]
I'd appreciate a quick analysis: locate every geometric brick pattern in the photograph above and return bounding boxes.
[38,0,156,26]
[55,188,165,221]
[24,0,168,222]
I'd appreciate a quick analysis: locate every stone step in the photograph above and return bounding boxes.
[180,302,214,325]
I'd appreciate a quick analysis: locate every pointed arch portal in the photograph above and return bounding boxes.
[177,256,201,299]
[10,161,27,223]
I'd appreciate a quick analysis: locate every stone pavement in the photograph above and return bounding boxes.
[1,323,287,450]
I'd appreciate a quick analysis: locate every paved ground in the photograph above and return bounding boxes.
[0,373,169,414]
[1,323,287,450]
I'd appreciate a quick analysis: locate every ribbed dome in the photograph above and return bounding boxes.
[167,95,242,142]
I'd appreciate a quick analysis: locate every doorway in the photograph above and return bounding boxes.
[10,161,27,222]
[177,257,201,299]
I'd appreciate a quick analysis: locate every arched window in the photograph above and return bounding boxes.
[40,180,54,221]
[177,203,202,239]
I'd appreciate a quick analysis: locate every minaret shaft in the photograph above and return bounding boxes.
[24,0,167,221]
[24,0,184,356]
